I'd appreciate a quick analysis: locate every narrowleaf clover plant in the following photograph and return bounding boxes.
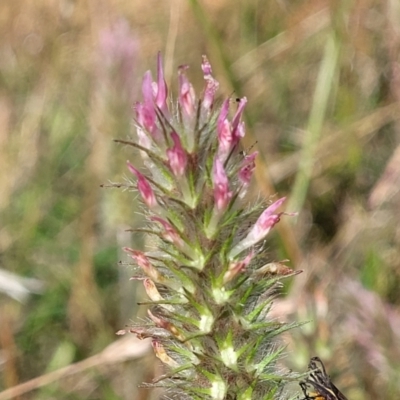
[116,54,301,400]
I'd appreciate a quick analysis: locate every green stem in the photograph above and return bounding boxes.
[288,33,340,214]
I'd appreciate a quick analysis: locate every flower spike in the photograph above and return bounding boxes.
[115,54,301,400]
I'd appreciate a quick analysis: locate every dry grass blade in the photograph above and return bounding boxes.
[269,103,400,183]
[0,337,151,400]
[368,143,400,209]
[232,7,330,82]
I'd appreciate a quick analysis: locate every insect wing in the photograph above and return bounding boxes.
[300,357,348,400]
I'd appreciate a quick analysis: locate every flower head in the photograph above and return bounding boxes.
[116,54,300,400]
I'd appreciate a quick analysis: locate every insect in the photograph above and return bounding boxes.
[300,357,348,400]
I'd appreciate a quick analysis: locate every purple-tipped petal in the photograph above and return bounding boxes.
[201,55,219,112]
[232,97,247,144]
[136,126,152,150]
[166,132,187,177]
[178,65,196,119]
[136,101,155,134]
[217,119,233,161]
[233,121,246,142]
[201,55,213,76]
[229,197,287,259]
[155,52,168,112]
[151,216,185,248]
[245,197,286,243]
[217,100,233,161]
[127,161,158,209]
[213,158,233,212]
[223,252,254,284]
[238,151,258,186]
[232,97,247,130]
[217,99,230,133]
[136,71,161,139]
[142,70,154,105]
[124,248,162,282]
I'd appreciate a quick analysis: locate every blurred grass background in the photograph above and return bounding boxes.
[1,0,400,399]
